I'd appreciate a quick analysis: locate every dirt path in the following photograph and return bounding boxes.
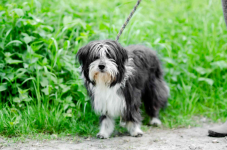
[1,124,227,150]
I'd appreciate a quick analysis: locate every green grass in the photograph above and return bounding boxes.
[0,0,227,138]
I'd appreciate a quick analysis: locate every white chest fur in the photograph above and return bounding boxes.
[92,84,126,117]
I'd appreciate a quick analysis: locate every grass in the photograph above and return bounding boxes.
[0,0,227,138]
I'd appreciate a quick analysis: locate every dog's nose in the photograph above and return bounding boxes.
[98,65,105,70]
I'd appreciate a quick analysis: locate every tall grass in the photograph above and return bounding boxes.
[0,0,227,137]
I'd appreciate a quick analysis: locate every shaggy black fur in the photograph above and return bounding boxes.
[76,39,168,133]
[121,45,168,123]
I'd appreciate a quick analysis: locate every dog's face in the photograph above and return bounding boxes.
[76,40,128,86]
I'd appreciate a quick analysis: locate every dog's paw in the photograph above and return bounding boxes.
[96,133,109,139]
[131,131,143,137]
[150,118,162,127]
[133,132,143,137]
[130,128,143,137]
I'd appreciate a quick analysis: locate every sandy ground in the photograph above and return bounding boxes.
[1,124,227,150]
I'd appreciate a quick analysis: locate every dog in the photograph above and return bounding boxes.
[76,39,169,139]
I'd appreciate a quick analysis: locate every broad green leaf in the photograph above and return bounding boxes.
[5,40,23,47]
[72,19,86,29]
[5,28,12,38]
[14,8,24,17]
[0,11,5,17]
[60,84,70,93]
[63,104,69,111]
[194,67,213,75]
[198,78,214,86]
[40,77,49,87]
[23,36,33,44]
[40,25,53,31]
[0,83,7,92]
[63,40,70,50]
[21,77,36,85]
[162,58,176,65]
[34,0,41,8]
[154,37,161,44]
[5,73,14,81]
[63,16,73,26]
[31,41,44,51]
[18,88,29,95]
[65,96,72,102]
[23,97,32,102]
[13,97,21,103]
[42,58,48,65]
[50,75,57,84]
[64,113,72,117]
[4,52,13,57]
[0,72,6,78]
[211,61,227,70]
[41,86,49,95]
[5,58,23,64]
[30,57,39,64]
[0,63,5,69]
[23,63,29,68]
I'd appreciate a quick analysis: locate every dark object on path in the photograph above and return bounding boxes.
[208,121,227,137]
[208,0,227,138]
[222,0,227,26]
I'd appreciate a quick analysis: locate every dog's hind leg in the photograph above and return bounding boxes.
[97,115,115,139]
[149,108,162,126]
[142,78,169,126]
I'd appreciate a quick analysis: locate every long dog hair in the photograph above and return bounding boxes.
[76,39,169,138]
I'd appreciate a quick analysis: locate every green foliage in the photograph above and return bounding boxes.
[0,0,227,137]
[0,0,95,136]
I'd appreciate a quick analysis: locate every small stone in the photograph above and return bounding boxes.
[189,145,196,150]
[86,138,90,141]
[51,134,58,138]
[212,139,219,143]
[200,117,207,122]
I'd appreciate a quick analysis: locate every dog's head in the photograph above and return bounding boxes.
[76,40,128,87]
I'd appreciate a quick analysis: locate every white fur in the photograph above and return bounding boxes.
[91,83,126,118]
[91,42,114,57]
[126,122,143,137]
[120,58,134,87]
[150,117,162,126]
[97,117,115,139]
[88,50,134,118]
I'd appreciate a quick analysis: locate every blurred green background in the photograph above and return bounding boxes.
[0,0,227,137]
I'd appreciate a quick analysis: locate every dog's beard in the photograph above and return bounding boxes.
[93,72,113,85]
[89,59,118,86]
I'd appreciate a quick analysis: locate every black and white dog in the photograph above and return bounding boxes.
[76,40,169,139]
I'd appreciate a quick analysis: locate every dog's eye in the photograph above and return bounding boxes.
[106,53,111,58]
[94,56,99,60]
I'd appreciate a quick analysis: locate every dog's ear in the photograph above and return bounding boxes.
[116,43,128,65]
[76,44,90,67]
[76,43,93,83]
[105,40,128,64]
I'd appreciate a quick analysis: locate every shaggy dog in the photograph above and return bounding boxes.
[76,40,169,139]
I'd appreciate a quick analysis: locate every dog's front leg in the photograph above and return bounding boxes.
[97,115,115,139]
